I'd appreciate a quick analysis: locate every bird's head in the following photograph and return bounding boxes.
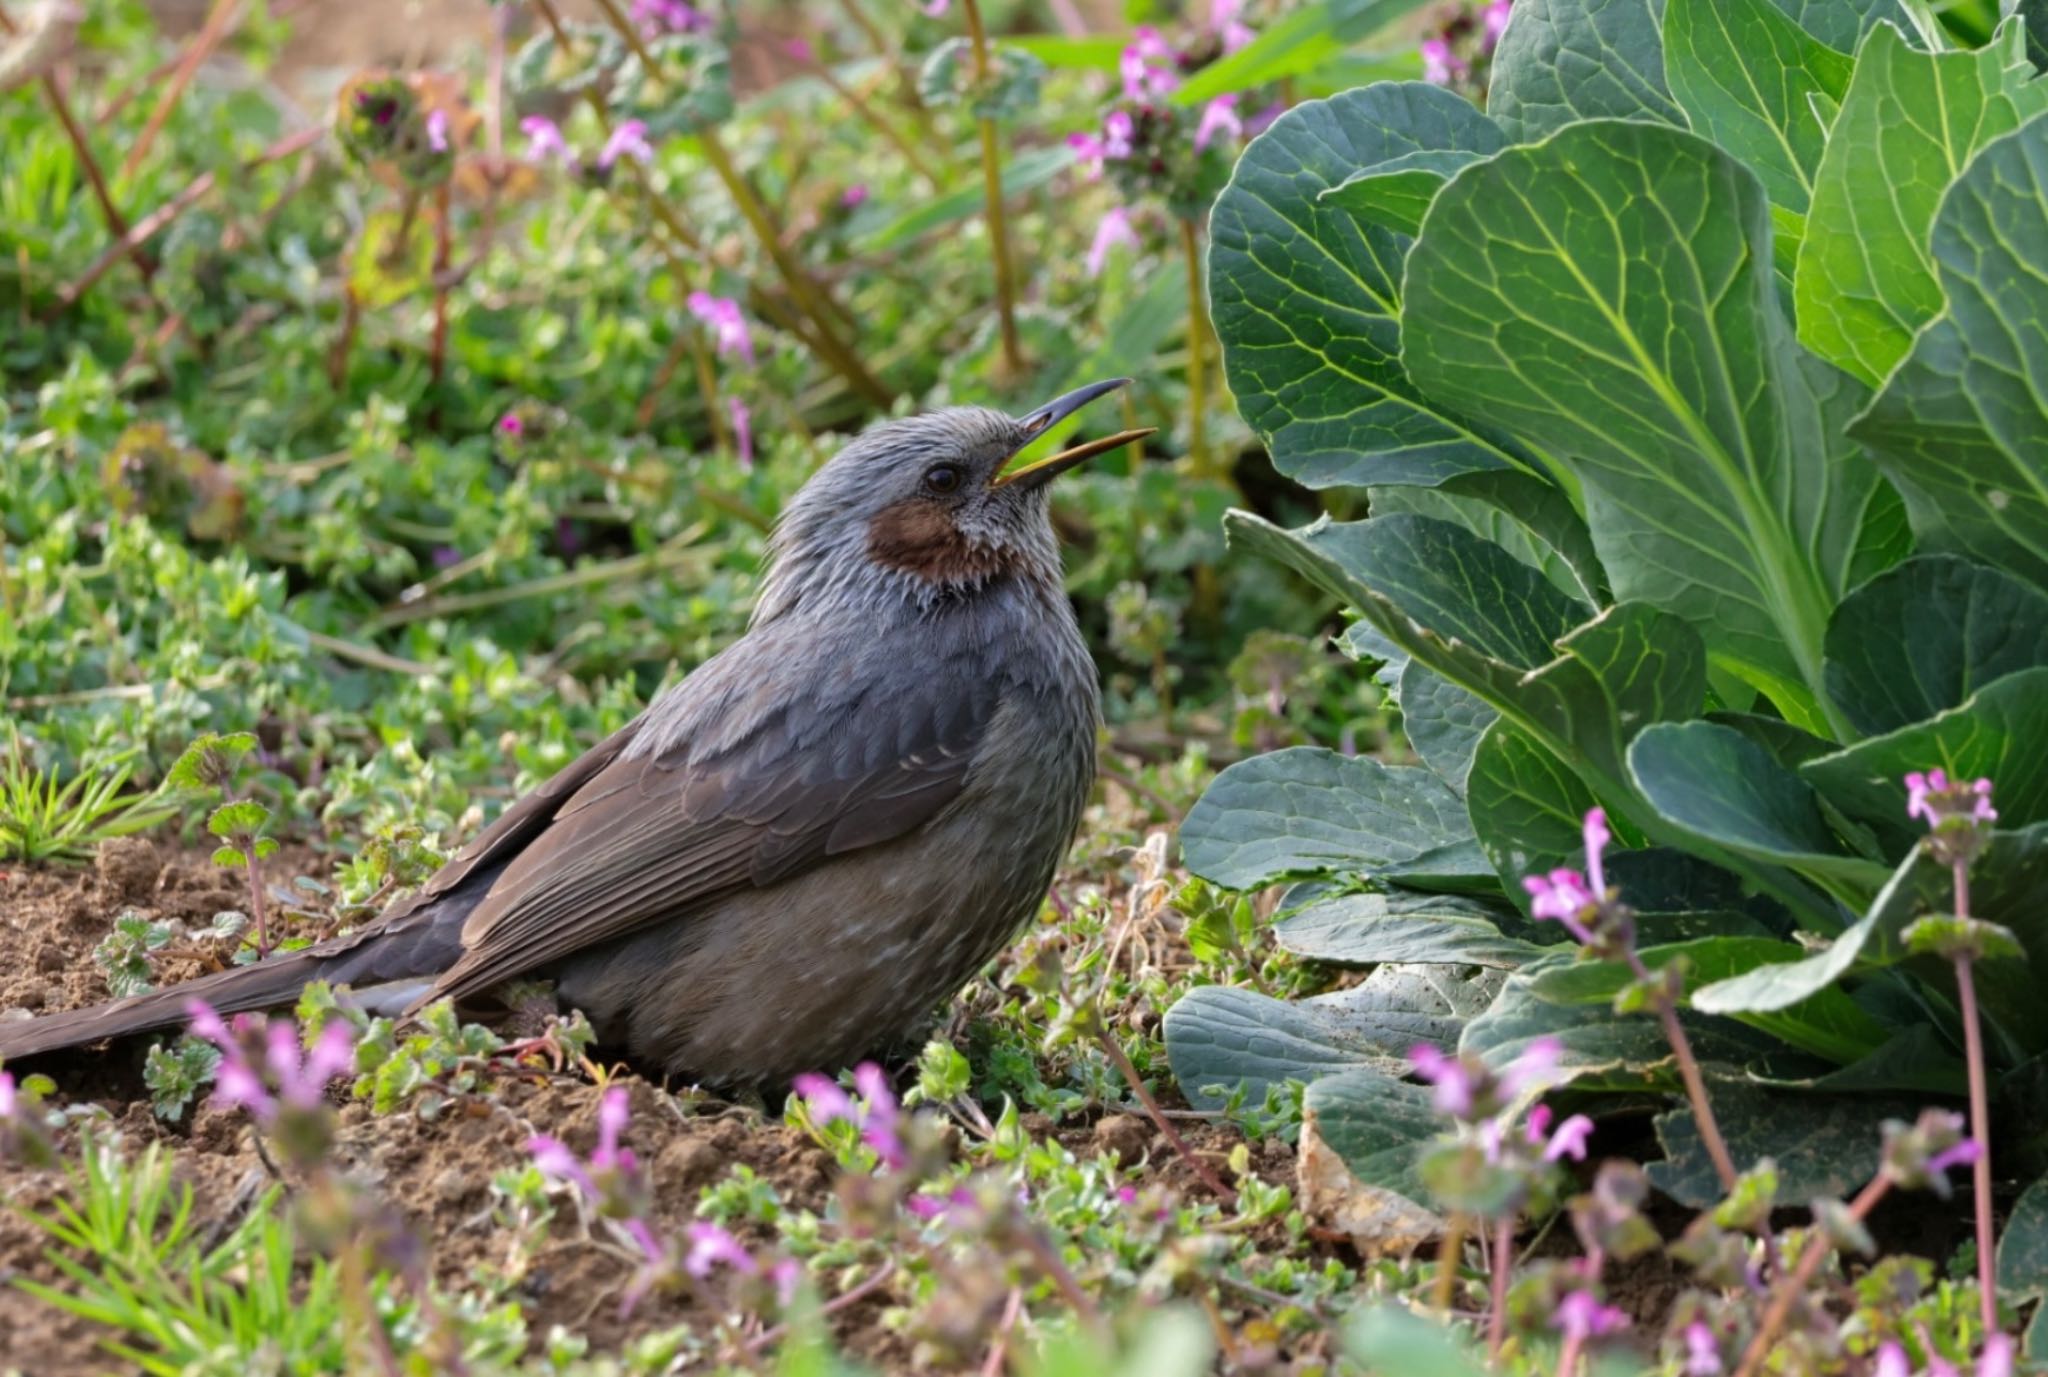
[756,378,1152,619]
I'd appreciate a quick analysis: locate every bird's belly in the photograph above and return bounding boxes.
[550,805,1067,1086]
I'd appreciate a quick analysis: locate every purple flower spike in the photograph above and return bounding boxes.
[1421,37,1463,85]
[498,412,525,436]
[1683,1319,1721,1375]
[1194,95,1242,151]
[1582,807,1611,895]
[1543,1113,1595,1162]
[1874,1342,1911,1377]
[792,1071,857,1126]
[426,109,449,153]
[0,1073,14,1119]
[1554,1290,1628,1341]
[1929,1136,1984,1175]
[1119,27,1180,101]
[1209,0,1254,53]
[1086,207,1139,277]
[520,116,575,168]
[687,292,755,364]
[683,1220,756,1277]
[1523,867,1596,940]
[1980,1334,2016,1377]
[598,119,654,169]
[1906,769,1998,828]
[1484,0,1514,48]
[1408,1044,1477,1117]
[632,0,707,34]
[728,397,753,468]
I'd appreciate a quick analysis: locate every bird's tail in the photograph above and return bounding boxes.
[0,895,470,1063]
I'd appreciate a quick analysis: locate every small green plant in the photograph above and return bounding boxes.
[141,1036,220,1123]
[0,740,177,866]
[90,911,173,997]
[165,732,280,956]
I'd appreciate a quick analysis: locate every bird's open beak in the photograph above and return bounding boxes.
[993,377,1157,491]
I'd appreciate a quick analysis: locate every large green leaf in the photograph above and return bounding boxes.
[1487,0,1683,142]
[1402,119,1858,725]
[1164,965,1500,1110]
[1320,148,1488,236]
[1208,84,1520,491]
[1999,1174,2048,1301]
[1301,1069,1445,1248]
[1629,720,1891,899]
[1465,717,1606,901]
[1179,746,1477,889]
[1803,667,2048,839]
[1767,0,1912,51]
[1226,513,1705,825]
[1824,556,2048,737]
[1368,471,1607,607]
[1461,958,1784,1085]
[1850,110,2048,590]
[1794,21,2048,388]
[1664,0,1854,213]
[1274,890,1547,967]
[1648,1083,1901,1207]
[1523,935,1890,1063]
[1397,659,1495,793]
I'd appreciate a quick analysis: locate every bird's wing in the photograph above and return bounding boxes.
[416,635,999,1003]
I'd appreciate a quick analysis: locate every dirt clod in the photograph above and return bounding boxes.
[1092,1112,1155,1164]
[95,836,162,902]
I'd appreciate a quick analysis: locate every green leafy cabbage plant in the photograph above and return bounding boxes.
[1165,0,2048,1260]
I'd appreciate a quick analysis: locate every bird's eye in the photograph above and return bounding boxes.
[923,463,963,495]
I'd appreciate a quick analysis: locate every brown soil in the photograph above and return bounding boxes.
[0,842,1291,1373]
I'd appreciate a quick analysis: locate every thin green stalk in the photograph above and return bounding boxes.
[1180,216,1211,477]
[960,0,1023,375]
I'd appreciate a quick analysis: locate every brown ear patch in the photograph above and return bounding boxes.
[867,500,1011,585]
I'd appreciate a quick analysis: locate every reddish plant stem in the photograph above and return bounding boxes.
[1954,856,1999,1334]
[1627,947,1738,1192]
[329,285,361,389]
[1489,1212,1514,1360]
[122,0,240,178]
[1093,1026,1234,1200]
[1432,1211,1466,1313]
[1734,1174,1892,1377]
[43,71,160,288]
[55,125,323,312]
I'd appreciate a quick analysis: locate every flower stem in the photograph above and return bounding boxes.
[1093,1026,1234,1200]
[1630,950,1738,1192]
[1179,216,1212,478]
[960,0,1024,376]
[1735,1174,1892,1377]
[1488,1212,1515,1359]
[429,182,452,394]
[1432,1211,1465,1313]
[1954,856,1999,1334]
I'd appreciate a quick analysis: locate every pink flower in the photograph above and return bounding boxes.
[1523,867,1595,938]
[528,1133,597,1197]
[783,37,815,63]
[683,1220,756,1277]
[425,108,449,152]
[1542,1112,1595,1162]
[1554,1290,1628,1341]
[1980,1334,2016,1377]
[1120,27,1180,101]
[498,413,524,436]
[1194,95,1242,151]
[728,397,753,467]
[1209,0,1254,53]
[1683,1319,1721,1375]
[768,1256,802,1304]
[1484,0,1513,48]
[1500,1037,1563,1098]
[1906,769,1997,827]
[598,119,654,169]
[840,183,869,208]
[1582,807,1611,896]
[520,116,575,168]
[922,0,949,14]
[1104,110,1135,158]
[0,1072,14,1119]
[1086,206,1139,277]
[687,292,755,364]
[792,1071,857,1125]
[1929,1136,1983,1175]
[1409,1044,1477,1117]
[1875,1342,1911,1377]
[631,0,707,33]
[187,1000,352,1124]
[1421,37,1464,86]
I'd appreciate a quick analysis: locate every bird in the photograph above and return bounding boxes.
[0,380,1153,1086]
